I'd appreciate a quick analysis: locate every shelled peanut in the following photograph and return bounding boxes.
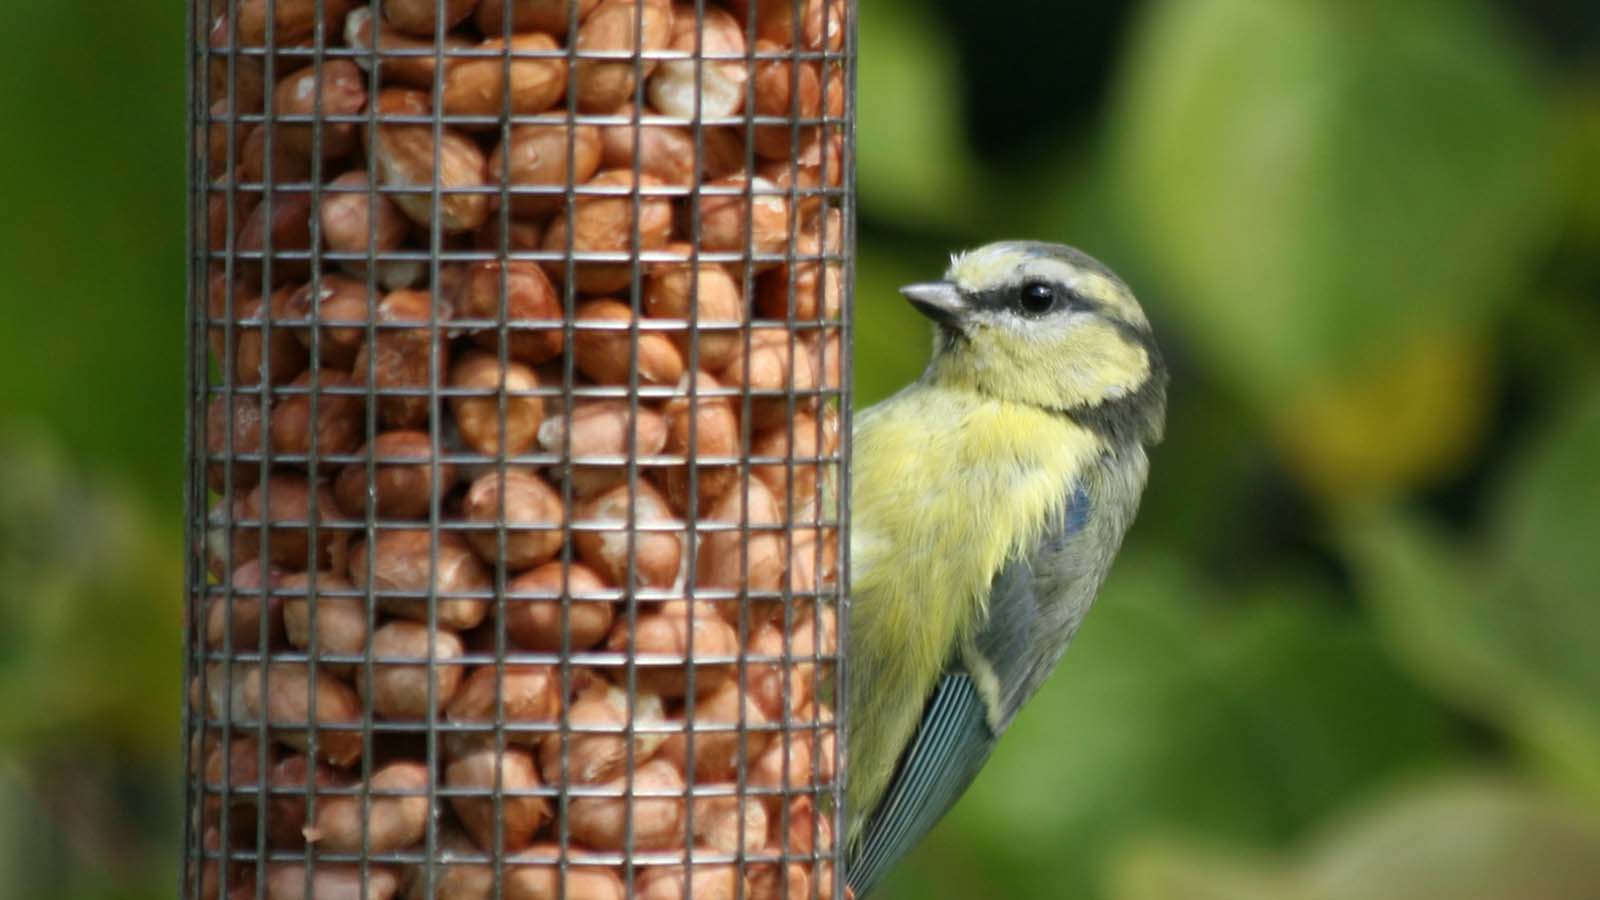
[194,1,846,898]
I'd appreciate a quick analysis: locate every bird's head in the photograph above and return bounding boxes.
[903,240,1168,445]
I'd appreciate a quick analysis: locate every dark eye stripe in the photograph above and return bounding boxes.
[967,284,1108,318]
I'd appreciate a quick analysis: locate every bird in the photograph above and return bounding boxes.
[845,240,1167,896]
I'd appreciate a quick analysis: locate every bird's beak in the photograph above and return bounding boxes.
[900,281,965,326]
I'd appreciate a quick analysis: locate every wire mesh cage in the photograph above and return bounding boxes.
[184,1,853,897]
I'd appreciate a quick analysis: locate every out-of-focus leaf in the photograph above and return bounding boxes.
[1109,777,1600,900]
[0,2,186,517]
[1272,329,1495,502]
[0,431,183,756]
[874,553,1457,900]
[857,0,981,231]
[853,239,943,405]
[1345,381,1600,805]
[1562,80,1600,251]
[1111,841,1301,900]
[1109,0,1553,496]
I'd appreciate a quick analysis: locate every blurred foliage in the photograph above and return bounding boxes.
[1108,777,1600,900]
[0,0,1596,898]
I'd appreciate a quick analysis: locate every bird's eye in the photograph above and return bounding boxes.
[1019,281,1056,315]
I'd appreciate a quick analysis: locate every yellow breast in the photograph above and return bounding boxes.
[846,385,1100,830]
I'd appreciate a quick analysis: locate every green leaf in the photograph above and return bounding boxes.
[1110,0,1554,407]
[1109,777,1600,900]
[0,1,186,516]
[853,240,945,404]
[1344,381,1600,805]
[0,431,183,755]
[857,0,982,231]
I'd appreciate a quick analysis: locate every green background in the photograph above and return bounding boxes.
[2,1,1599,897]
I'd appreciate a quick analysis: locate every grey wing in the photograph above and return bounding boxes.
[849,485,1108,896]
[974,476,1137,730]
[846,666,996,899]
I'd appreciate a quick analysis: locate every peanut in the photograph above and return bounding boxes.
[738,0,846,51]
[658,372,741,511]
[636,864,743,900]
[349,530,491,630]
[205,559,286,651]
[334,430,457,519]
[719,333,818,429]
[446,745,550,851]
[539,398,668,497]
[567,758,685,851]
[757,133,845,221]
[363,620,467,719]
[654,671,774,781]
[218,289,311,386]
[645,248,746,372]
[748,863,810,900]
[536,682,667,785]
[476,0,602,38]
[444,33,567,120]
[235,0,355,47]
[284,274,376,368]
[542,171,675,295]
[446,664,563,749]
[349,289,450,430]
[503,846,626,900]
[505,561,616,652]
[539,397,668,460]
[461,469,565,570]
[489,124,604,220]
[606,601,739,698]
[346,7,471,88]
[573,1,674,113]
[264,862,401,900]
[236,188,314,287]
[281,572,368,677]
[206,661,364,766]
[472,216,544,256]
[383,0,479,38]
[449,351,545,457]
[265,754,346,848]
[372,89,491,233]
[648,4,747,119]
[689,175,790,269]
[693,791,769,855]
[599,125,745,187]
[206,392,266,492]
[273,59,367,160]
[748,412,825,516]
[201,733,269,824]
[453,261,565,365]
[699,478,786,598]
[573,480,681,588]
[318,174,421,292]
[572,298,686,386]
[270,370,366,459]
[306,760,430,852]
[750,45,843,161]
[222,473,344,573]
[239,125,313,186]
[756,224,843,323]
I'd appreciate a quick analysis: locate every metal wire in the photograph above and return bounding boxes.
[185,1,854,898]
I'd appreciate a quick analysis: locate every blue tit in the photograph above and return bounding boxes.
[845,241,1167,896]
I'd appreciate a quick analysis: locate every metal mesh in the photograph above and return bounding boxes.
[183,2,853,897]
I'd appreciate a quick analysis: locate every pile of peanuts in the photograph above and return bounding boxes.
[193,0,846,898]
